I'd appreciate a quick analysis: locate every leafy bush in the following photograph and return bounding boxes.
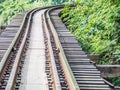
[106,77,120,86]
[61,0,120,86]
[0,0,33,26]
[0,0,73,27]
[61,0,120,65]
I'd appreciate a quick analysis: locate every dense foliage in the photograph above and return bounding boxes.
[0,0,73,27]
[61,0,120,65]
[61,0,120,86]
[106,77,120,86]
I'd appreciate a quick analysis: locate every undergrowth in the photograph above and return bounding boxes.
[61,0,120,86]
[61,0,120,65]
[0,0,74,26]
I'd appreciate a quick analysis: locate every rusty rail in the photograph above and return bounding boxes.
[0,10,27,75]
[43,10,62,90]
[46,7,80,90]
[0,5,64,90]
[5,8,35,90]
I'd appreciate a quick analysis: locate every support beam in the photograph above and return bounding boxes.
[115,87,120,90]
[96,65,120,77]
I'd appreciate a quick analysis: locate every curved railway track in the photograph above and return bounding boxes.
[0,5,115,90]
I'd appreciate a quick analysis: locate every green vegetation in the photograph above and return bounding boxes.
[61,0,120,86]
[61,0,120,64]
[0,0,74,27]
[106,77,120,86]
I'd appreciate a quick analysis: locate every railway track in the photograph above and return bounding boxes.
[0,5,115,90]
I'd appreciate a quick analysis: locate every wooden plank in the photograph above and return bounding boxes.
[75,76,101,78]
[67,55,87,58]
[68,58,91,61]
[0,45,9,50]
[0,37,13,40]
[80,87,110,90]
[65,51,85,55]
[62,43,80,46]
[70,62,92,65]
[115,87,120,90]
[5,27,19,31]
[58,32,73,37]
[76,77,102,80]
[60,37,77,43]
[64,47,82,51]
[72,68,98,71]
[79,84,109,87]
[69,60,90,63]
[55,27,68,31]
[0,33,15,37]
[0,40,12,43]
[72,71,100,74]
[77,81,105,84]
[74,73,100,76]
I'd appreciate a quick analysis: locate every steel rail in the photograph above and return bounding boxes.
[3,7,51,90]
[47,7,80,90]
[1,5,64,89]
[0,11,27,75]
[5,8,36,90]
[0,5,61,76]
[43,10,62,90]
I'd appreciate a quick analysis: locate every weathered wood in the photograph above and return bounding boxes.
[97,65,120,77]
[115,87,120,90]
[87,54,99,63]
